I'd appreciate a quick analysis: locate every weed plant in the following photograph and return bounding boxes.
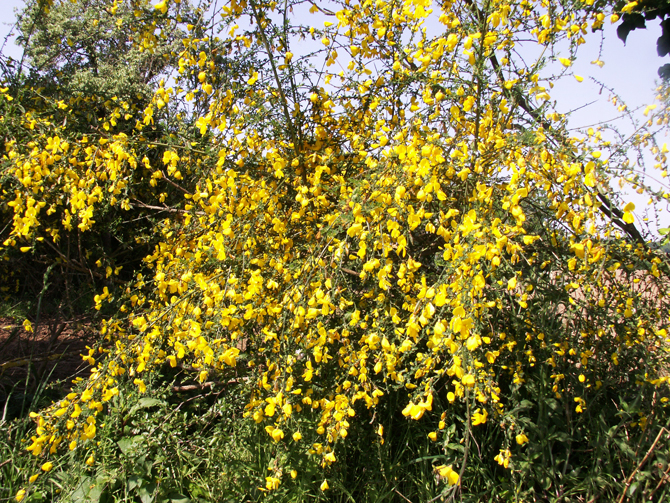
[3,352,667,502]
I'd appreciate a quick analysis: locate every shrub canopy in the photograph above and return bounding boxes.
[2,0,670,500]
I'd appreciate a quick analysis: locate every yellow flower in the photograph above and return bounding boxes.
[494,449,511,468]
[222,347,240,367]
[265,426,284,442]
[29,474,39,483]
[320,480,329,491]
[265,476,280,490]
[471,408,488,425]
[133,379,146,393]
[41,461,53,472]
[154,0,167,13]
[401,396,432,420]
[86,455,95,466]
[516,433,529,445]
[23,319,33,333]
[292,431,302,441]
[461,374,475,387]
[622,202,635,224]
[437,464,459,485]
[621,1,639,14]
[15,489,26,502]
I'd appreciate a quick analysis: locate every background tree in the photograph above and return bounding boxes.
[0,0,203,317]
[18,0,173,98]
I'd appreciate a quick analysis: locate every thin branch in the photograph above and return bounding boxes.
[160,169,192,194]
[464,0,648,248]
[617,427,669,503]
[248,0,305,183]
[130,199,190,214]
[341,267,360,277]
[393,489,414,503]
[0,349,84,374]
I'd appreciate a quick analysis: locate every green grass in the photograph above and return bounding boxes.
[3,363,668,503]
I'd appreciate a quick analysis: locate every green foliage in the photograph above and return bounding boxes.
[613,0,670,78]
[6,365,668,502]
[16,0,189,100]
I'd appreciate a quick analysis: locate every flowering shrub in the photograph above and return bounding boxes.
[2,0,670,501]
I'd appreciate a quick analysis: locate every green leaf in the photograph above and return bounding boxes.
[25,491,45,502]
[446,443,465,453]
[117,437,133,455]
[70,476,105,503]
[138,482,157,503]
[117,435,143,455]
[130,398,165,415]
[128,475,142,492]
[168,493,191,503]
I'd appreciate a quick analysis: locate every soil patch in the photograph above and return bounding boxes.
[0,317,96,418]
